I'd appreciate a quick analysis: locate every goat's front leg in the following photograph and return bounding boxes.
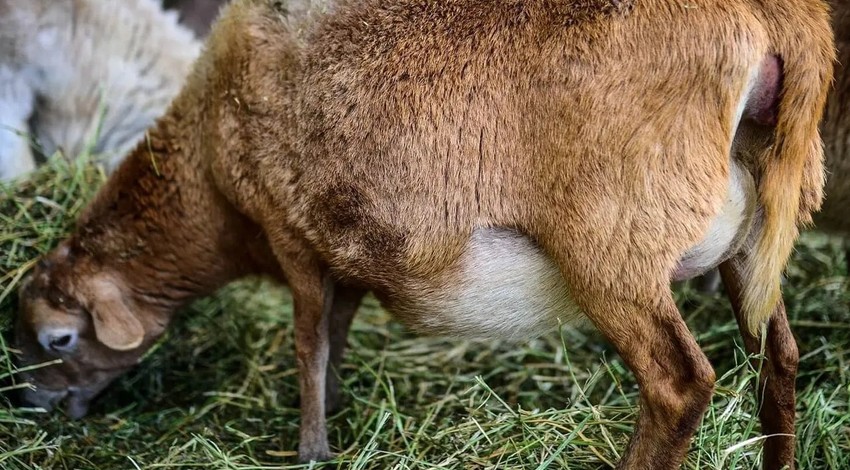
[276,245,334,462]
[720,256,798,470]
[325,284,364,412]
[295,272,333,462]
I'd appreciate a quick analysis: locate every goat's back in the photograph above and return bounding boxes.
[284,0,829,287]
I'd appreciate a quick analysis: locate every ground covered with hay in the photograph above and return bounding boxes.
[1,157,849,469]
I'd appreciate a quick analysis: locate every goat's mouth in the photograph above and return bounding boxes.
[19,385,94,419]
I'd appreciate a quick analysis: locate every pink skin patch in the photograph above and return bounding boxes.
[744,55,783,127]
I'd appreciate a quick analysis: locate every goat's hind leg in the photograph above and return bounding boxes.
[720,255,798,470]
[543,243,716,469]
[583,292,715,469]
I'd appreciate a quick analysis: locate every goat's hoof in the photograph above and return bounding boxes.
[297,444,335,463]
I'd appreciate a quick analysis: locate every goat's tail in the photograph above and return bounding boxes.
[742,6,834,335]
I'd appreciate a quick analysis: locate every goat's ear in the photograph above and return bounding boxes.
[54,242,72,260]
[87,277,144,351]
[17,272,34,299]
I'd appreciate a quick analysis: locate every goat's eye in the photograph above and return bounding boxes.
[47,291,73,309]
[51,294,66,307]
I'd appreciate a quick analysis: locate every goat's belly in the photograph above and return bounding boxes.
[673,160,757,281]
[392,229,583,341]
[387,163,755,340]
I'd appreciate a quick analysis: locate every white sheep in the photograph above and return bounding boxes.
[0,0,200,181]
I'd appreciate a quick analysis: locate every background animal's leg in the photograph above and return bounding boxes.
[720,256,798,470]
[695,269,723,294]
[280,253,334,462]
[0,122,36,182]
[0,67,37,181]
[325,284,364,412]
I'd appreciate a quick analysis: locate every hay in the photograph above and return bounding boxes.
[0,157,848,469]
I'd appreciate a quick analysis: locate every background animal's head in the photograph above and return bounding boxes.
[13,242,168,418]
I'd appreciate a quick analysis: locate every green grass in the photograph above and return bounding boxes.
[1,157,848,469]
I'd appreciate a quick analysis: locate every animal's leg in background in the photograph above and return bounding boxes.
[695,269,723,294]
[275,243,334,462]
[0,67,36,181]
[325,284,364,412]
[0,123,36,182]
[720,256,798,470]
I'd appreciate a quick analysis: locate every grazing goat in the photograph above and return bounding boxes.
[13,1,834,469]
[0,0,200,181]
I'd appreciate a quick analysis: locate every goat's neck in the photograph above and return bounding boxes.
[70,111,278,312]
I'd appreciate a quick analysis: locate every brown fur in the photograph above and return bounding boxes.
[739,4,833,334]
[721,253,800,470]
[14,0,834,468]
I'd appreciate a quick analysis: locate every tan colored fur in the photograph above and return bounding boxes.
[698,2,850,289]
[741,7,834,334]
[14,1,834,468]
[279,0,832,337]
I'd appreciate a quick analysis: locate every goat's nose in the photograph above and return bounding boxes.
[37,328,79,353]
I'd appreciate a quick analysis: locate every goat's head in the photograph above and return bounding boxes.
[13,242,167,418]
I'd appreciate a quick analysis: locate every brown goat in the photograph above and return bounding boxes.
[13,1,834,469]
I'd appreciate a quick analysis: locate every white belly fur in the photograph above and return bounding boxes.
[672,160,757,281]
[400,229,584,341]
[397,160,756,340]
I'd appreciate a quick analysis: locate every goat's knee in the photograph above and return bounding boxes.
[642,355,715,435]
